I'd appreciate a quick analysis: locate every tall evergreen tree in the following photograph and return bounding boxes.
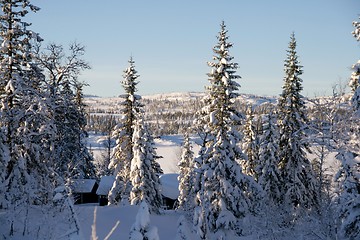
[242,106,260,180]
[353,16,360,41]
[334,16,360,240]
[108,57,143,204]
[194,21,261,239]
[57,79,95,180]
[73,81,96,179]
[277,33,318,210]
[335,146,360,240]
[177,132,195,212]
[0,0,55,209]
[350,17,360,115]
[257,111,282,204]
[129,114,163,213]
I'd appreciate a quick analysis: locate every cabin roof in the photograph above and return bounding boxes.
[96,176,116,195]
[71,179,97,193]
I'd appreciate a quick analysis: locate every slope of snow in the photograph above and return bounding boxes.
[142,92,205,101]
[155,136,183,174]
[84,92,278,113]
[76,205,196,240]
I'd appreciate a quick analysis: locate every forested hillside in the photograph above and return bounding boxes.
[85,92,276,136]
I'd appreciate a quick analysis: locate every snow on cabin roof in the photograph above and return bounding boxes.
[159,173,180,200]
[96,175,115,195]
[71,179,97,193]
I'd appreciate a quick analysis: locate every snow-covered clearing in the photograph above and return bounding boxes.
[89,133,200,174]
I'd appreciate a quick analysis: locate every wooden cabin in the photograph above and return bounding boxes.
[70,179,98,204]
[94,174,180,209]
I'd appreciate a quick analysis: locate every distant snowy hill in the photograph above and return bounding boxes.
[142,92,205,101]
[84,91,277,115]
[84,92,350,119]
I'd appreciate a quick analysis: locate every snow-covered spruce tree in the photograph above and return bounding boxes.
[277,33,319,211]
[349,60,360,94]
[334,17,360,240]
[0,0,56,210]
[353,16,360,41]
[350,17,360,115]
[129,202,159,240]
[194,21,262,238]
[53,78,95,180]
[350,60,360,118]
[191,115,210,238]
[335,146,360,240]
[177,131,195,212]
[74,81,96,179]
[129,113,163,213]
[108,57,143,205]
[257,111,282,204]
[242,106,260,180]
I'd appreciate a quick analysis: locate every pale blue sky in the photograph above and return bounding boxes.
[29,0,359,97]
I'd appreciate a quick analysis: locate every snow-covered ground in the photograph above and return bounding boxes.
[76,204,200,240]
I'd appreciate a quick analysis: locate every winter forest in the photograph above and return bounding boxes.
[0,1,359,240]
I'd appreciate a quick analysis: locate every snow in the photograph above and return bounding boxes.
[159,173,180,199]
[154,136,182,174]
[220,44,225,51]
[134,202,150,231]
[210,110,217,124]
[77,204,181,240]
